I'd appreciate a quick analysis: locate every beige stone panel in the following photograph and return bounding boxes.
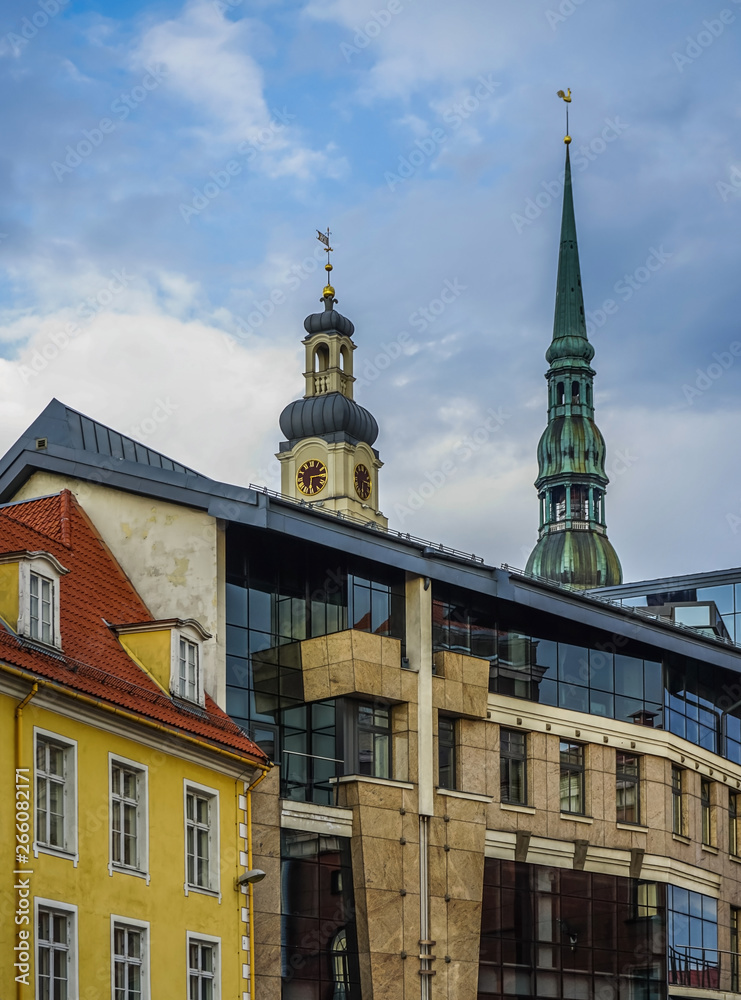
[351,629,384,662]
[436,795,486,825]
[382,665,402,702]
[254,973,281,1000]
[301,635,328,668]
[446,821,487,855]
[447,960,480,999]
[251,821,281,859]
[402,811,420,844]
[356,951,372,994]
[430,895,449,952]
[394,733,409,783]
[446,849,484,900]
[459,746,488,795]
[428,816,448,848]
[381,637,402,667]
[446,898,484,963]
[401,669,419,704]
[429,845,448,897]
[327,658,354,695]
[359,836,404,889]
[357,805,403,841]
[392,702,410,732]
[337,781,359,808]
[326,630,353,664]
[365,889,405,954]
[401,841,420,889]
[369,953,405,1000]
[352,658,383,696]
[440,679,463,715]
[460,718,487,749]
[432,675,447,711]
[402,892,421,947]
[461,653,489,689]
[253,911,281,946]
[444,653,464,683]
[302,665,330,703]
[355,781,407,811]
[462,683,488,719]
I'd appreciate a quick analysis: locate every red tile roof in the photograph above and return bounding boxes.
[0,492,268,765]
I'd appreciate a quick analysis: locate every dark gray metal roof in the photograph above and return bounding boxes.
[23,399,203,477]
[592,566,741,598]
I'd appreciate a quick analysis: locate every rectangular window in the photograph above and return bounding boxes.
[616,751,640,824]
[559,741,585,815]
[37,905,74,1000]
[188,937,219,1000]
[701,778,713,845]
[30,571,54,644]
[35,733,75,853]
[672,766,684,836]
[438,717,456,790]
[500,729,527,805]
[185,784,218,892]
[356,703,390,779]
[179,639,199,702]
[730,792,739,857]
[112,922,147,1000]
[110,758,147,873]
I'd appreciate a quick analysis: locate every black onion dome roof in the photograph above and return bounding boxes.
[304,306,355,338]
[280,393,378,446]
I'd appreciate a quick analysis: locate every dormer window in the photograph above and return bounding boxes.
[179,638,200,702]
[0,551,68,649]
[30,572,54,644]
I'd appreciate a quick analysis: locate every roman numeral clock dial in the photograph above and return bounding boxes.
[296,459,327,496]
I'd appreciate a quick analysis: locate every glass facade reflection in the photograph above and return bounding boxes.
[667,886,718,990]
[281,831,360,1000]
[478,861,666,1000]
[433,584,741,765]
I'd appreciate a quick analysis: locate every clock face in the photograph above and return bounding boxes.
[296,459,327,496]
[354,463,372,501]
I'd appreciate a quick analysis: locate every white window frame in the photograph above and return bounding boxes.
[186,932,221,1000]
[108,754,149,883]
[35,897,78,1000]
[16,552,67,649]
[110,915,150,1000]
[33,728,78,864]
[170,625,205,706]
[183,780,220,898]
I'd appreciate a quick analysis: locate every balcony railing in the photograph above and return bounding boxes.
[668,946,722,990]
[281,749,344,807]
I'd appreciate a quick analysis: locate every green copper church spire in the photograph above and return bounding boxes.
[525,107,622,589]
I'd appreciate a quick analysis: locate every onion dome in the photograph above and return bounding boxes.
[304,297,355,338]
[279,393,378,446]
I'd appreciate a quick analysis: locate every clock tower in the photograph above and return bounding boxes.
[276,239,387,528]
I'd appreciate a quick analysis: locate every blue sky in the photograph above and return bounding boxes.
[0,0,740,581]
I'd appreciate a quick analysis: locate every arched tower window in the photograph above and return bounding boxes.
[340,344,352,375]
[556,382,565,406]
[552,486,566,522]
[571,380,581,404]
[314,344,330,372]
[586,384,591,406]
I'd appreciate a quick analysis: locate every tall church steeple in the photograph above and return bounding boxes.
[276,235,387,527]
[525,133,622,589]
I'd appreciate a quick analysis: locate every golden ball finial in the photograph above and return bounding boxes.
[564,135,572,145]
[323,285,335,297]
[325,263,333,272]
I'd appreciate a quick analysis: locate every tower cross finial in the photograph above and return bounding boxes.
[557,88,572,144]
[317,227,335,300]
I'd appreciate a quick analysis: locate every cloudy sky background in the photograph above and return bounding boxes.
[0,0,739,581]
